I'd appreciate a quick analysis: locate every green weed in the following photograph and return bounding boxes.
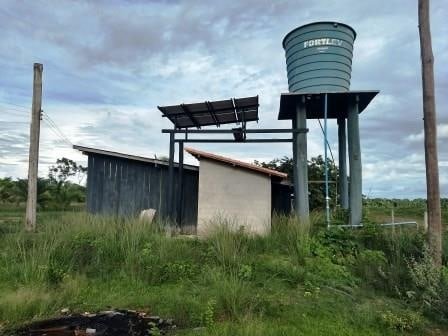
[0,210,444,335]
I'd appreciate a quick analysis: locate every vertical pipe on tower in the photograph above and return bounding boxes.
[338,117,349,209]
[324,94,330,227]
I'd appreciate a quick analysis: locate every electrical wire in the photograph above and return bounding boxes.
[0,120,28,124]
[0,102,77,156]
[40,111,74,149]
[1,105,74,148]
[0,102,29,110]
[0,107,29,115]
[0,111,29,126]
[42,120,73,147]
[42,118,73,148]
[41,112,72,144]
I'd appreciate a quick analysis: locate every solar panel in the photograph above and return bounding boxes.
[158,96,259,128]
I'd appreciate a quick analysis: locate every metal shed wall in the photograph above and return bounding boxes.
[271,182,292,215]
[86,153,198,233]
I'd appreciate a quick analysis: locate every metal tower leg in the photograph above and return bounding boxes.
[347,95,362,226]
[293,97,309,222]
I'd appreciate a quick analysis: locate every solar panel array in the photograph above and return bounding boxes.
[158,96,259,128]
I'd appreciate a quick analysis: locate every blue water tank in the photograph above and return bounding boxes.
[283,22,356,93]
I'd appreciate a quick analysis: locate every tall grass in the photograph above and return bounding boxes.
[206,217,249,272]
[0,213,197,286]
[0,210,441,333]
[270,212,323,265]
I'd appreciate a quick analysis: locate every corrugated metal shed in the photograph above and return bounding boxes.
[74,145,199,233]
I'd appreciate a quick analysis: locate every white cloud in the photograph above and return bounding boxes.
[1,0,447,198]
[406,123,448,142]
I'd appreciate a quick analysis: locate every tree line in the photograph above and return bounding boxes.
[2,155,446,213]
[255,155,448,212]
[255,155,339,210]
[0,158,86,210]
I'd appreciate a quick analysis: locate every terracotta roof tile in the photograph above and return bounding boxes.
[185,147,287,179]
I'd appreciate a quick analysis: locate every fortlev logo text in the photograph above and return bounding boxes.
[303,38,343,48]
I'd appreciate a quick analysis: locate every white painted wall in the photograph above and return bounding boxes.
[197,159,271,235]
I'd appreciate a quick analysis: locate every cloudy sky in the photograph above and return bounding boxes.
[0,0,447,198]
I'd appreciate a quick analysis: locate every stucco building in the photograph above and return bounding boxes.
[185,147,289,235]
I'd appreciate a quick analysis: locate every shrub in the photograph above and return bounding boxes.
[161,262,197,282]
[356,223,425,261]
[304,255,358,289]
[46,262,67,285]
[353,250,387,289]
[380,309,424,332]
[138,237,202,284]
[70,232,98,271]
[237,264,253,281]
[443,231,448,265]
[408,247,448,321]
[315,227,358,261]
[353,224,425,294]
[254,255,305,287]
[331,207,350,225]
[202,298,216,328]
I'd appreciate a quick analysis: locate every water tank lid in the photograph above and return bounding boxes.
[282,21,357,48]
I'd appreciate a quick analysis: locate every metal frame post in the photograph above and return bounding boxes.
[293,96,309,222]
[161,127,308,225]
[177,141,184,226]
[347,95,362,226]
[292,118,297,214]
[337,117,349,209]
[167,131,175,219]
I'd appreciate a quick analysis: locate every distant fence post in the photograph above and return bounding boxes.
[423,211,428,232]
[391,208,395,234]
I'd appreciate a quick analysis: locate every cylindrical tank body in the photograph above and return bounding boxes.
[283,22,356,93]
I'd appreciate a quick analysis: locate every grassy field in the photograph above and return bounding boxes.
[0,207,447,335]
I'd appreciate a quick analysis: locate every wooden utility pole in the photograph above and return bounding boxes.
[25,63,43,232]
[418,0,442,266]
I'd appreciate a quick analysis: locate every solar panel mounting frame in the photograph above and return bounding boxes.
[158,96,259,129]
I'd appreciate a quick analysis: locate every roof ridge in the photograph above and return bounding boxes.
[73,145,199,171]
[185,147,287,179]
